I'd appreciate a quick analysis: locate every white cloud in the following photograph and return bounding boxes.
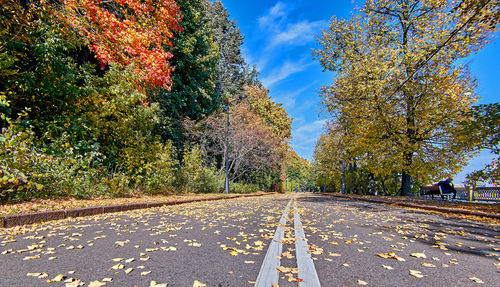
[271,20,327,47]
[258,2,289,29]
[290,119,327,161]
[261,57,314,87]
[295,119,327,135]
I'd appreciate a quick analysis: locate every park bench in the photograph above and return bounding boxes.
[420,185,453,200]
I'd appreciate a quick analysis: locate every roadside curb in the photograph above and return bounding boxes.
[324,194,500,220]
[0,193,271,228]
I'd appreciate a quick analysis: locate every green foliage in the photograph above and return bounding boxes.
[177,145,222,193]
[461,103,500,185]
[0,94,44,202]
[230,182,259,194]
[155,0,221,149]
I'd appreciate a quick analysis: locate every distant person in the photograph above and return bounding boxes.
[436,178,457,199]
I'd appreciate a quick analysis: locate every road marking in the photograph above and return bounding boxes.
[294,199,321,287]
[254,198,292,287]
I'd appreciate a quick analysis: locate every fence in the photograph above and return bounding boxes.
[468,187,500,202]
[429,187,499,202]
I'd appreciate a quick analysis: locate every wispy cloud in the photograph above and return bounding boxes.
[258,2,289,29]
[261,56,314,87]
[257,1,327,49]
[271,20,327,47]
[274,81,319,110]
[291,119,327,160]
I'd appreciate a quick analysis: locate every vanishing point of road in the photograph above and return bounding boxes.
[1,193,499,286]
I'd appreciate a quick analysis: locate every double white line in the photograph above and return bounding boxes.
[255,197,321,287]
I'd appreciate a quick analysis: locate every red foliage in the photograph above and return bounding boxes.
[60,0,182,88]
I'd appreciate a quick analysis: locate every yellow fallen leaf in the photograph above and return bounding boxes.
[421,263,436,268]
[277,266,291,273]
[102,278,112,282]
[193,280,207,287]
[410,252,427,259]
[27,272,42,277]
[244,261,255,264]
[409,270,423,278]
[357,279,368,285]
[125,268,133,274]
[141,271,151,276]
[89,281,106,287]
[112,258,123,262]
[230,251,238,256]
[48,274,65,282]
[150,281,168,287]
[382,265,393,270]
[469,276,484,283]
[111,263,124,270]
[377,252,405,261]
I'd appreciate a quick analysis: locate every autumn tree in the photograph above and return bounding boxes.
[58,0,182,89]
[314,0,499,196]
[245,85,292,144]
[186,102,282,182]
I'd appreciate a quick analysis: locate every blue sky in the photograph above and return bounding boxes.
[220,0,499,184]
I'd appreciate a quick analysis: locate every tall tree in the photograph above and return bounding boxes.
[204,0,248,96]
[154,0,220,148]
[314,0,499,196]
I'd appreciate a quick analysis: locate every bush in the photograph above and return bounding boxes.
[176,146,223,193]
[230,182,259,194]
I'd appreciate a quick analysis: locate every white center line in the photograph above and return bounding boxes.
[254,198,292,287]
[294,198,321,287]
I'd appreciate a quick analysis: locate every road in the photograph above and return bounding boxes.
[0,193,499,286]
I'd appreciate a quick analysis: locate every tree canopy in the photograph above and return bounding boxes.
[313,0,499,195]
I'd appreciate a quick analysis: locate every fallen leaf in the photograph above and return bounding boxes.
[357,279,368,285]
[102,278,113,282]
[141,271,151,276]
[150,281,168,287]
[410,252,427,259]
[125,268,133,274]
[382,265,393,270]
[409,270,423,278]
[193,280,206,287]
[421,263,436,268]
[112,258,123,262]
[376,252,405,261]
[89,281,106,287]
[111,263,124,270]
[469,276,484,284]
[244,261,255,264]
[47,274,65,282]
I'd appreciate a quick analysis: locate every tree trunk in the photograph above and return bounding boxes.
[401,172,413,196]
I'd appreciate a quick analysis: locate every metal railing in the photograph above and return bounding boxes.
[469,187,500,201]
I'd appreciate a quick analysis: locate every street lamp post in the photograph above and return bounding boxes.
[223,104,230,194]
[223,94,246,194]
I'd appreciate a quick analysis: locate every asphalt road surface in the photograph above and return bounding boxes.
[0,193,499,286]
